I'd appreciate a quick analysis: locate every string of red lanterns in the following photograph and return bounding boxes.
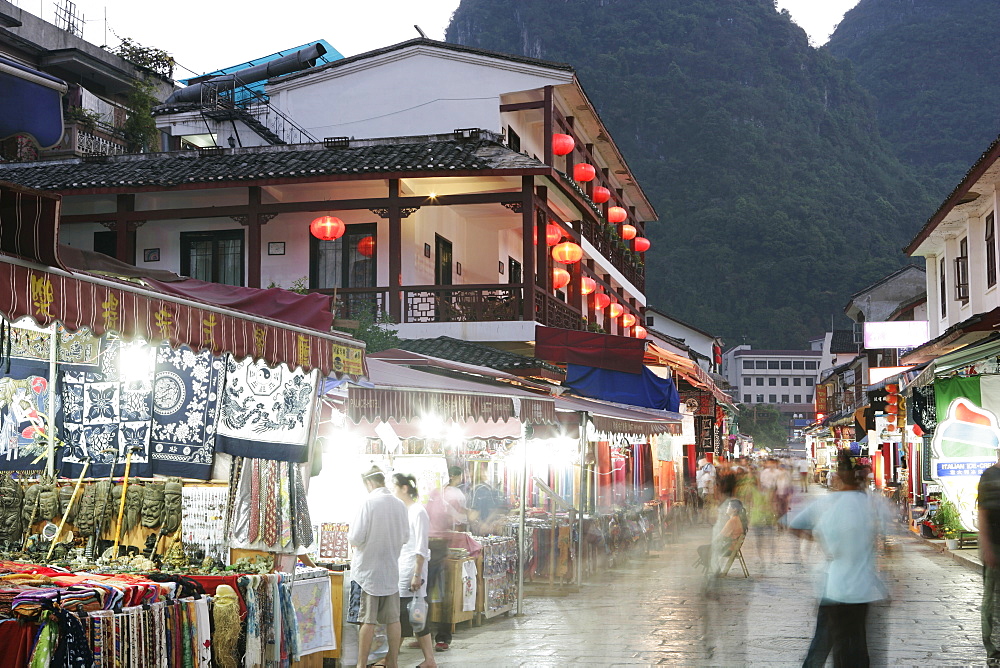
[546,223,564,246]
[552,268,571,290]
[593,293,611,310]
[633,325,648,339]
[608,303,624,319]
[621,224,637,241]
[581,277,597,295]
[607,206,628,224]
[552,241,583,264]
[573,163,596,182]
[552,133,575,156]
[633,237,651,252]
[621,313,636,328]
[592,186,611,204]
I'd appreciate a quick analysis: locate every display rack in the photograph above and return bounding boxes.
[476,535,517,619]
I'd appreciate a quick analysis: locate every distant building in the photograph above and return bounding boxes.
[722,345,820,413]
[643,306,722,374]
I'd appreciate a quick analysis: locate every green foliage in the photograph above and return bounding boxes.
[447,0,936,348]
[933,499,964,537]
[111,37,175,78]
[122,79,160,153]
[735,403,788,450]
[827,0,1000,200]
[64,106,103,132]
[345,307,402,353]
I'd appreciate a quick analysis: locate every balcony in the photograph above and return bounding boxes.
[577,217,645,290]
[317,284,588,332]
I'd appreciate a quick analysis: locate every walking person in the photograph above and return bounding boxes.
[425,465,470,652]
[978,453,1000,666]
[789,451,891,667]
[348,466,410,668]
[392,473,436,668]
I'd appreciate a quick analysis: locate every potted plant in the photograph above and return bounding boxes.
[935,500,963,549]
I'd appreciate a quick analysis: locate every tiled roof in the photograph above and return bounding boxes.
[0,135,546,191]
[396,336,564,376]
[830,330,860,354]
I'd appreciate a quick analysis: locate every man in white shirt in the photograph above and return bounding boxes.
[348,466,410,668]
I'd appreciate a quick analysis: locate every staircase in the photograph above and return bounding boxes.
[199,80,317,146]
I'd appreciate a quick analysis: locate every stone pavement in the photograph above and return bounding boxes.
[400,487,988,667]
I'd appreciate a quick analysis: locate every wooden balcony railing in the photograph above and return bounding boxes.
[315,284,587,331]
[578,217,645,290]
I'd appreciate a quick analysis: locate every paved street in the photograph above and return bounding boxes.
[406,488,986,667]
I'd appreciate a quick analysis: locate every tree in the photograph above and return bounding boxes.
[122,78,160,153]
[736,403,788,450]
[345,307,402,353]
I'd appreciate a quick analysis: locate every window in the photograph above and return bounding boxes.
[806,394,813,403]
[781,394,789,403]
[507,126,521,152]
[768,378,777,386]
[180,230,244,286]
[988,212,997,288]
[793,378,802,386]
[743,394,752,403]
[805,361,818,370]
[743,377,751,386]
[755,361,767,369]
[768,394,777,403]
[780,378,789,386]
[310,224,377,290]
[755,394,764,403]
[743,360,754,370]
[756,378,764,386]
[794,394,802,403]
[767,361,779,369]
[646,316,655,327]
[780,361,792,369]
[806,378,814,386]
[940,257,947,318]
[793,361,804,370]
[956,237,970,302]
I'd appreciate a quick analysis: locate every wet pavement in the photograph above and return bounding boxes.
[404,487,987,667]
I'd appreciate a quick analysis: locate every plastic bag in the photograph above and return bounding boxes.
[408,596,427,633]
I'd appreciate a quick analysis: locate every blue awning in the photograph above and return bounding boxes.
[565,364,681,412]
[0,56,67,149]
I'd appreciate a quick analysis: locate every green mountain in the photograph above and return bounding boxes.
[827,0,1000,200]
[447,0,934,349]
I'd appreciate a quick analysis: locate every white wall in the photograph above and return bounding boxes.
[270,47,572,141]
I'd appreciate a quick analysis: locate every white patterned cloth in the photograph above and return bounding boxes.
[216,356,317,463]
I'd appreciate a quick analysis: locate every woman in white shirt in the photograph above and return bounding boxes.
[392,473,436,667]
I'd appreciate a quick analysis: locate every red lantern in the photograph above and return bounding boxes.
[552,268,571,290]
[310,215,346,241]
[622,313,636,328]
[546,223,563,246]
[552,133,575,156]
[885,384,899,393]
[581,277,597,295]
[885,413,897,424]
[357,236,376,257]
[608,206,628,224]
[886,404,899,415]
[593,293,611,310]
[573,163,596,182]
[886,394,898,404]
[913,424,924,438]
[592,186,611,204]
[609,303,624,318]
[621,224,637,241]
[552,241,583,264]
[633,237,651,252]
[887,423,897,432]
[633,325,648,339]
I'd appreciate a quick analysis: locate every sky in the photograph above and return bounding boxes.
[14,0,859,78]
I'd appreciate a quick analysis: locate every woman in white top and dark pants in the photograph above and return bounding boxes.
[392,473,436,668]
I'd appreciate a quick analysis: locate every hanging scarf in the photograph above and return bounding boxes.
[279,576,300,663]
[240,575,263,668]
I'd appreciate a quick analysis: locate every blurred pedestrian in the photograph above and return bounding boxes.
[348,466,410,668]
[789,451,890,667]
[697,457,717,522]
[978,454,1000,666]
[392,473,436,668]
[425,465,469,652]
[797,457,811,492]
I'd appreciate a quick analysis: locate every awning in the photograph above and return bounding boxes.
[0,252,366,378]
[346,358,556,424]
[645,343,733,406]
[0,56,67,149]
[554,394,683,437]
[534,325,646,373]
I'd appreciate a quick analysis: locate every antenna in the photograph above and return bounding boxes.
[414,24,427,39]
[53,0,83,37]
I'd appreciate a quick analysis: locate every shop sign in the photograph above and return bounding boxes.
[931,397,1000,531]
[863,321,930,350]
[815,385,828,413]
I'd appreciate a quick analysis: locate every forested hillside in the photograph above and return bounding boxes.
[827,0,1000,201]
[447,0,934,348]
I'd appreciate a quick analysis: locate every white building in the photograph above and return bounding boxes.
[723,345,820,414]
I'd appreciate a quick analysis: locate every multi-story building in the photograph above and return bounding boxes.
[723,345,820,414]
[0,0,174,161]
[0,38,655,351]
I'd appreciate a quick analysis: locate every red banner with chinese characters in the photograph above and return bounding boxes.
[815,384,829,414]
[0,257,366,378]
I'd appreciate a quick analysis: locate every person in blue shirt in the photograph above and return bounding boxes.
[789,451,891,668]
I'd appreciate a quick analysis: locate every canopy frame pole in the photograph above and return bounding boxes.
[516,423,527,616]
[46,321,57,477]
[576,411,587,586]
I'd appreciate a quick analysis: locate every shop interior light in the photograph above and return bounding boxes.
[119,340,154,383]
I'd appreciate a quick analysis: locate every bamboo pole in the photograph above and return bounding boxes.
[46,459,90,560]
[111,448,136,555]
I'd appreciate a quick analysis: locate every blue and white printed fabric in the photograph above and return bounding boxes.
[0,359,56,470]
[58,340,154,478]
[150,343,225,479]
[216,356,317,463]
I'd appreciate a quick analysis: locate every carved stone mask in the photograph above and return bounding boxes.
[59,485,77,524]
[161,479,183,534]
[21,483,40,528]
[124,483,145,533]
[75,484,96,536]
[38,486,59,522]
[0,474,23,543]
[141,483,165,528]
